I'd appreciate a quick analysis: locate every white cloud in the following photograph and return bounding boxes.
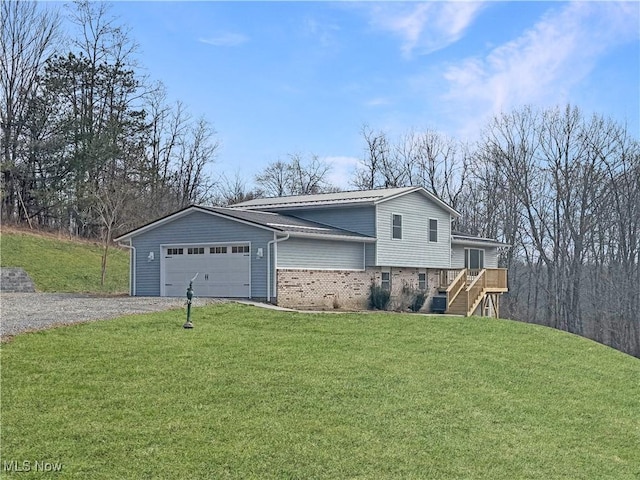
[304,17,340,48]
[441,1,639,138]
[199,32,249,47]
[324,156,361,190]
[365,97,392,107]
[368,2,485,58]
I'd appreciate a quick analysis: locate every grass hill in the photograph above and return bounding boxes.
[0,227,129,293]
[1,303,639,479]
[1,227,638,478]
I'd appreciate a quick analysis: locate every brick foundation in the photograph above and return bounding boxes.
[385,267,441,312]
[276,269,373,310]
[276,267,443,312]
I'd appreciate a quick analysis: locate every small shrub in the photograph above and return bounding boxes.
[402,283,427,312]
[368,283,391,310]
[332,294,341,309]
[409,291,427,312]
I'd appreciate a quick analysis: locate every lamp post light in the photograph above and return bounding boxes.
[183,280,195,329]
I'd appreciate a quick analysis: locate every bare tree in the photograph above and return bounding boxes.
[255,153,335,197]
[414,131,468,210]
[68,0,138,72]
[1,0,61,222]
[352,125,469,210]
[287,153,333,194]
[214,171,262,206]
[95,175,133,286]
[174,117,219,206]
[476,104,639,356]
[352,124,396,189]
[137,84,181,219]
[255,160,291,197]
[586,127,640,355]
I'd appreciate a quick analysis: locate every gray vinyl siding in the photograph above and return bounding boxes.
[376,191,452,268]
[281,206,376,237]
[131,211,273,297]
[451,245,464,269]
[451,244,499,269]
[277,238,365,270]
[364,243,376,267]
[129,249,135,295]
[486,248,498,268]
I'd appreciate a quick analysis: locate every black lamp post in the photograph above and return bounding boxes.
[183,280,194,329]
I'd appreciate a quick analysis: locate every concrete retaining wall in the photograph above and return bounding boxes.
[1,268,36,293]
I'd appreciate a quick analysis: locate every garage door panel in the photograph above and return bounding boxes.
[162,245,250,298]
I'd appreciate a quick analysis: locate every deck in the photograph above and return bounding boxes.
[438,268,508,317]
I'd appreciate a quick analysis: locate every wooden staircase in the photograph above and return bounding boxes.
[440,268,508,317]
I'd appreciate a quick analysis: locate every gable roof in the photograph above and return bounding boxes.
[231,186,461,217]
[114,205,375,243]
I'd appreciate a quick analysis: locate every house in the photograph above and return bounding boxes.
[114,186,508,316]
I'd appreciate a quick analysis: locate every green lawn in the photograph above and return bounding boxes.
[1,303,638,479]
[0,230,129,293]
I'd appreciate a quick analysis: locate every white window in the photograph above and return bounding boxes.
[381,271,391,291]
[392,214,402,240]
[418,272,427,290]
[231,245,250,254]
[429,219,438,242]
[187,247,204,255]
[210,246,227,254]
[167,248,183,255]
[465,248,485,270]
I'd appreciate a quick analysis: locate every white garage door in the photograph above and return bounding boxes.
[162,244,251,298]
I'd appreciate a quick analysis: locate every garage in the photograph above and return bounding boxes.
[115,204,374,300]
[161,243,251,297]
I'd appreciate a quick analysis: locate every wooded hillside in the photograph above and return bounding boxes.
[351,110,639,358]
[1,1,218,241]
[2,1,638,357]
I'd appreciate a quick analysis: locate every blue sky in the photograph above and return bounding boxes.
[104,1,639,189]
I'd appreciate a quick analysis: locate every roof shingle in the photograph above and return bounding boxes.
[190,206,374,241]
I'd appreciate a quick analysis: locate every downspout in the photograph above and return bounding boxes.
[117,240,136,296]
[449,216,454,269]
[267,233,273,301]
[267,233,289,304]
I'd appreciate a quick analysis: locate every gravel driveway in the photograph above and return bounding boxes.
[0,293,223,340]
